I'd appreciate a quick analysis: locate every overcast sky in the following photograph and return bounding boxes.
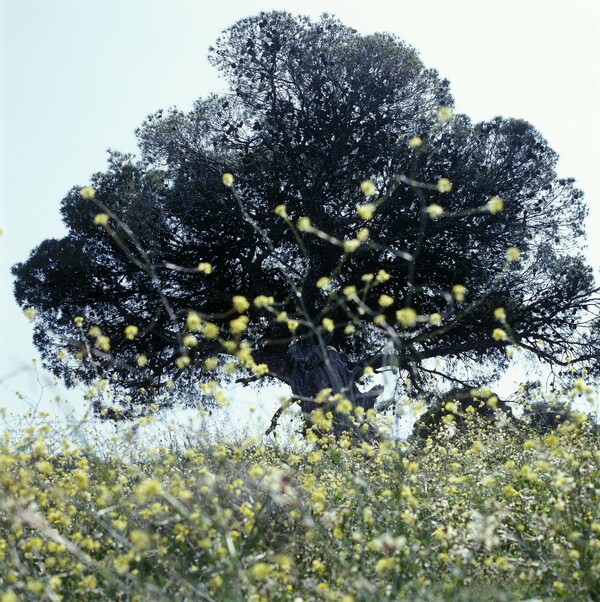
[1,0,599,427]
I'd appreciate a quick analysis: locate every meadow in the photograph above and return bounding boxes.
[1,392,599,601]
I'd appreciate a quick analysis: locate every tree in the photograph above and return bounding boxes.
[13,12,600,434]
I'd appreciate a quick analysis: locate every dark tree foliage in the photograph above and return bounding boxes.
[13,12,600,429]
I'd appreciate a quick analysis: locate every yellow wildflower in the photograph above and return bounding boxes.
[492,328,508,341]
[487,196,504,214]
[452,284,466,301]
[23,308,38,321]
[124,325,139,340]
[93,213,109,226]
[232,295,250,313]
[97,336,110,352]
[186,311,202,331]
[322,318,335,332]
[203,323,219,339]
[396,308,417,328]
[426,204,444,218]
[253,295,274,307]
[80,186,96,200]
[175,356,190,369]
[343,239,361,253]
[378,294,394,307]
[183,335,198,347]
[274,204,287,217]
[506,247,521,262]
[494,307,506,321]
[357,203,375,220]
[360,180,377,197]
[436,178,452,193]
[437,106,453,122]
[229,315,249,334]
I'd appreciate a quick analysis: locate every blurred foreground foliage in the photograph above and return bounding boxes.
[1,403,599,601]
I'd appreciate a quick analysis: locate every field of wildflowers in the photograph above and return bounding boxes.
[1,398,599,601]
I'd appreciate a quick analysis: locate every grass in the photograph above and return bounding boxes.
[1,402,599,601]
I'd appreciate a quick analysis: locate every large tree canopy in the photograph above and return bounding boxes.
[13,12,600,430]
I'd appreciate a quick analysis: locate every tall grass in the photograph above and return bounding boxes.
[1,404,599,601]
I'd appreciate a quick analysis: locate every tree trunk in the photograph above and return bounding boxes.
[286,342,382,441]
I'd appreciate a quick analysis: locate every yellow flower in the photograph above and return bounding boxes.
[252,363,269,376]
[175,356,191,369]
[274,204,287,218]
[253,295,274,307]
[436,178,452,193]
[204,357,218,370]
[35,460,54,475]
[232,295,250,313]
[97,335,110,352]
[203,323,219,339]
[356,228,369,241]
[408,136,422,148]
[287,319,299,332]
[316,276,331,289]
[357,203,375,220]
[487,196,504,214]
[113,555,130,575]
[186,311,202,331]
[137,354,148,367]
[197,262,212,274]
[343,285,357,297]
[135,478,163,501]
[360,180,377,197]
[492,328,508,341]
[378,294,394,307]
[343,239,361,253]
[297,217,313,232]
[23,307,38,321]
[336,398,353,414]
[93,213,109,226]
[322,318,335,332]
[73,316,84,327]
[437,106,453,122]
[376,269,390,282]
[429,312,442,325]
[251,562,273,580]
[493,307,506,321]
[426,204,444,218]
[452,284,466,301]
[130,530,151,551]
[229,315,249,334]
[73,469,89,490]
[222,173,234,187]
[312,559,326,573]
[183,334,198,347]
[396,308,417,328]
[80,186,96,200]
[506,247,520,262]
[124,325,139,340]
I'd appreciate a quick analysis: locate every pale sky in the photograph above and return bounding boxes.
[1,0,599,428]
